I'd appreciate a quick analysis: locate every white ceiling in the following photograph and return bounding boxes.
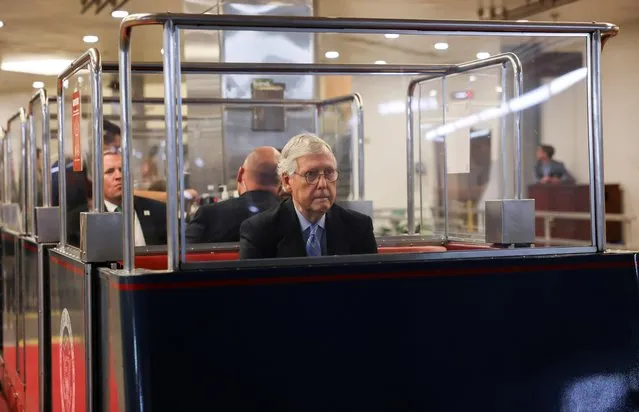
[0,0,637,96]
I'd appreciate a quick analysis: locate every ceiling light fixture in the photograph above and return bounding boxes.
[434,42,449,50]
[83,35,99,44]
[1,58,73,76]
[161,48,164,55]
[496,86,503,93]
[32,81,44,89]
[477,52,490,59]
[429,90,437,97]
[375,60,387,65]
[111,10,129,18]
[469,75,477,82]
[384,34,400,39]
[324,51,339,59]
[0,21,4,28]
[517,19,529,22]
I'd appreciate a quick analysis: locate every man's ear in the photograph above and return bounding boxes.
[282,174,292,193]
[236,166,245,185]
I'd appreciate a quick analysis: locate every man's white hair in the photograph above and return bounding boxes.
[277,133,335,177]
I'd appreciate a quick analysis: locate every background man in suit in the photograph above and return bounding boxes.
[186,146,281,243]
[102,150,167,246]
[239,133,378,259]
[535,144,575,184]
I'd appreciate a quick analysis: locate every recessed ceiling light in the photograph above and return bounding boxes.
[32,81,44,89]
[384,34,400,39]
[324,51,339,59]
[429,90,437,97]
[161,48,164,55]
[517,19,529,22]
[83,35,99,44]
[477,52,491,59]
[111,10,129,18]
[0,21,4,28]
[496,86,503,93]
[469,75,477,82]
[1,58,73,76]
[434,42,449,50]
[375,60,387,65]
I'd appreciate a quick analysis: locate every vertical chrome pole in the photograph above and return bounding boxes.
[42,95,51,208]
[406,84,415,234]
[417,86,424,231]
[91,62,104,212]
[500,63,508,198]
[354,94,365,200]
[28,113,36,234]
[57,85,67,247]
[3,134,8,205]
[163,21,179,271]
[513,59,524,200]
[442,77,449,242]
[587,31,606,251]
[20,114,28,233]
[174,29,186,266]
[119,31,135,272]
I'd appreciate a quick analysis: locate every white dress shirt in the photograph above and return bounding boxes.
[104,200,147,247]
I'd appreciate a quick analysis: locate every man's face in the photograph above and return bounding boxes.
[536,147,547,161]
[103,153,123,203]
[284,152,337,217]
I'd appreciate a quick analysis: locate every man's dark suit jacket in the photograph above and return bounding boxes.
[239,198,378,259]
[535,160,575,184]
[186,190,279,244]
[67,196,167,247]
[132,196,168,246]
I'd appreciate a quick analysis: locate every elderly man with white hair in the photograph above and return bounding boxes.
[239,133,378,259]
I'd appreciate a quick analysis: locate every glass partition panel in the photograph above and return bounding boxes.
[6,114,25,233]
[59,71,93,248]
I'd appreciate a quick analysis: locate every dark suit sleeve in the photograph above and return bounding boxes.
[239,218,266,259]
[360,216,378,254]
[185,207,207,244]
[558,162,575,184]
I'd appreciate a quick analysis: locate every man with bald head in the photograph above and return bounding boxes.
[186,146,281,243]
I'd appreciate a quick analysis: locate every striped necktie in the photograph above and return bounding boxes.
[306,224,322,257]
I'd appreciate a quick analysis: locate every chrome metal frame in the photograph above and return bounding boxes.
[405,52,523,237]
[588,31,606,252]
[5,108,28,233]
[56,48,102,250]
[27,89,50,231]
[119,13,616,273]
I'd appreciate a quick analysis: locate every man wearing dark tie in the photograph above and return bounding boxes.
[239,133,378,259]
[102,150,167,246]
[186,146,281,244]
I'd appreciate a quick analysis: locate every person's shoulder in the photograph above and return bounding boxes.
[134,196,166,211]
[243,198,284,225]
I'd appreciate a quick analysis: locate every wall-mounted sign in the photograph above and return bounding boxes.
[451,90,475,101]
[71,90,82,172]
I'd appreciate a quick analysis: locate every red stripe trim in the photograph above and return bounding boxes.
[113,260,634,291]
[51,256,84,276]
[23,242,37,252]
[2,232,14,241]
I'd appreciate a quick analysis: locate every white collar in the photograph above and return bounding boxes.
[293,204,325,232]
[104,199,120,212]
